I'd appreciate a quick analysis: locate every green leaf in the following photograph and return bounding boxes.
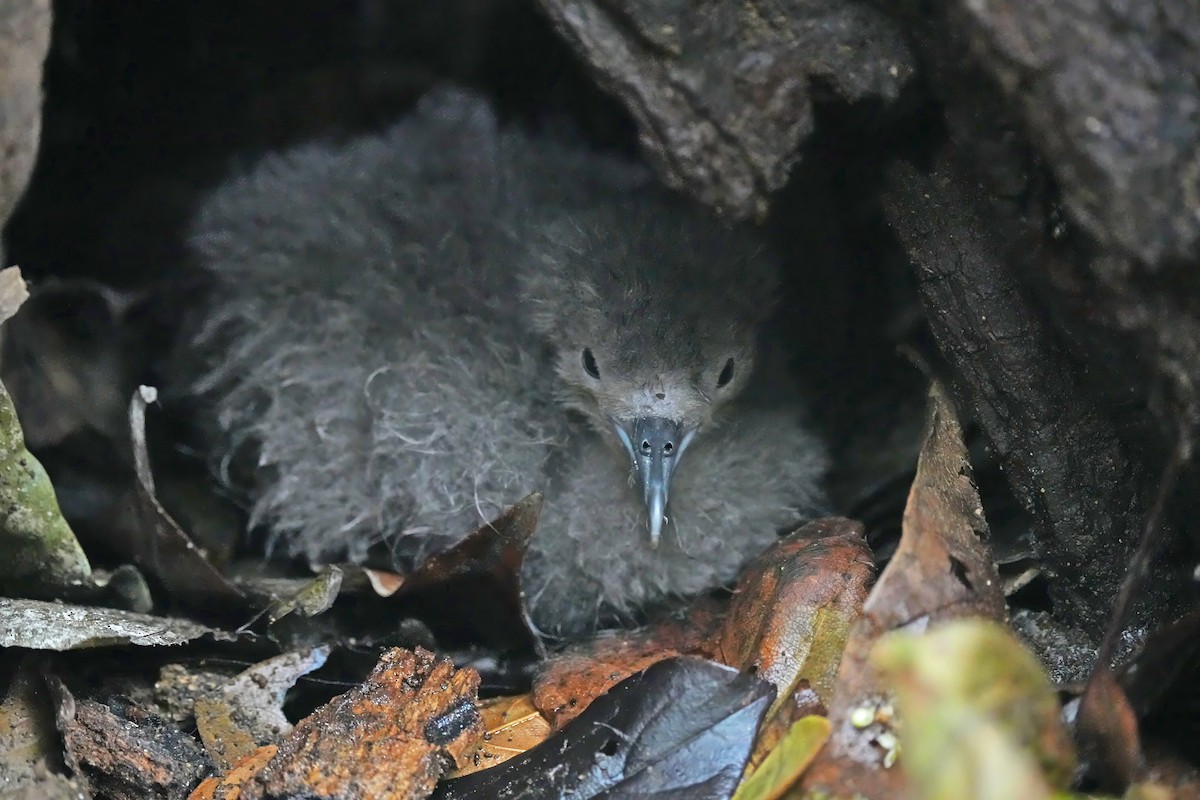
[872,618,1077,800]
[733,715,831,800]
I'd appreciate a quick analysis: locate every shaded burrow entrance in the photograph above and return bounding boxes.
[3,0,1197,678]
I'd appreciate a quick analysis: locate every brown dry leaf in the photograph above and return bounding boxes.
[532,600,719,728]
[237,647,482,800]
[125,386,245,610]
[363,567,405,597]
[714,517,872,712]
[445,694,553,779]
[533,518,870,733]
[188,745,277,800]
[1078,664,1144,791]
[801,381,1005,799]
[194,647,330,771]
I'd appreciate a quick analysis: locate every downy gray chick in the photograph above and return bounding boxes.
[180,87,829,638]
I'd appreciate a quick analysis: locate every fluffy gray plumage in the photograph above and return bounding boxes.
[181,87,829,637]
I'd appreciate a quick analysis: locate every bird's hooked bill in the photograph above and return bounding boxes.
[613,416,697,549]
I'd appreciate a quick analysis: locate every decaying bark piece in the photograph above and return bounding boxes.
[0,0,50,261]
[240,647,482,800]
[883,153,1146,634]
[535,0,913,218]
[55,692,212,800]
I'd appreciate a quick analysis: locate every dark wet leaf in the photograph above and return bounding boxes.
[396,492,545,655]
[534,518,869,734]
[435,656,774,800]
[1121,611,1200,725]
[123,386,245,610]
[194,646,330,771]
[802,381,1005,798]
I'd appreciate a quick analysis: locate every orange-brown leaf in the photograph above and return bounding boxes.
[445,694,552,778]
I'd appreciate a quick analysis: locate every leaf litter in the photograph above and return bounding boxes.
[7,289,1195,800]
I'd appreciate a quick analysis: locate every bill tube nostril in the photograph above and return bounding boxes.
[614,416,697,548]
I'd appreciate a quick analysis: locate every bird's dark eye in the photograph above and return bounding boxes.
[582,348,600,379]
[717,358,735,388]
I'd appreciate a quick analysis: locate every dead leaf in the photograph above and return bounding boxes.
[732,715,831,800]
[1120,610,1200,719]
[435,657,774,800]
[445,694,552,778]
[744,680,827,777]
[124,386,245,610]
[532,600,719,728]
[237,647,482,800]
[0,597,223,649]
[154,664,234,724]
[534,518,870,734]
[714,517,872,712]
[801,381,1005,798]
[188,746,277,800]
[872,619,1076,800]
[1078,664,1144,791]
[363,567,405,597]
[0,265,29,324]
[194,646,330,771]
[398,492,545,655]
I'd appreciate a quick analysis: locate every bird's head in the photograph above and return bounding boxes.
[519,196,779,547]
